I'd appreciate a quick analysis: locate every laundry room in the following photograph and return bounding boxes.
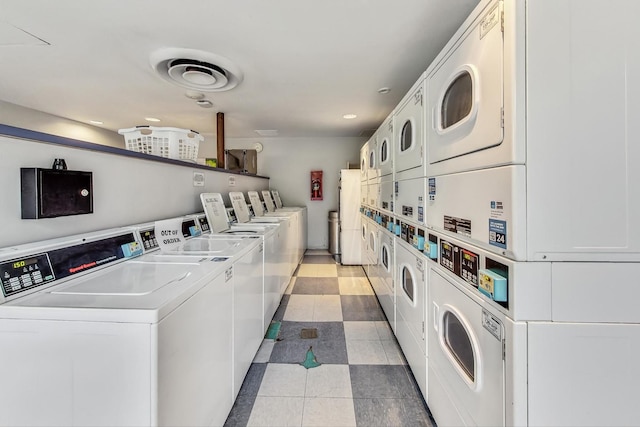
[1,0,640,426]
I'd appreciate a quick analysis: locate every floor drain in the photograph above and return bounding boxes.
[300,328,318,339]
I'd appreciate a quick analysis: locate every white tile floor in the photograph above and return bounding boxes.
[224,252,434,427]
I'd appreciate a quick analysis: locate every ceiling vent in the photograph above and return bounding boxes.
[150,48,243,92]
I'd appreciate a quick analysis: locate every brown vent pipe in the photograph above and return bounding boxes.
[217,112,225,169]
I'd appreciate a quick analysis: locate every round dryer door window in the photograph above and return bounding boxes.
[402,266,414,302]
[442,71,473,129]
[443,310,476,381]
[380,139,389,163]
[400,120,413,152]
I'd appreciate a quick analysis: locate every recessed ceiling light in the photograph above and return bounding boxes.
[89,120,103,125]
[343,114,357,120]
[196,99,213,108]
[185,90,205,100]
[377,87,391,94]
[145,117,161,122]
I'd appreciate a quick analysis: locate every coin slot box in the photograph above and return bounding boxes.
[20,168,93,219]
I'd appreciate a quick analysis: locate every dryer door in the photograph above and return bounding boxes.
[428,268,505,427]
[427,1,503,166]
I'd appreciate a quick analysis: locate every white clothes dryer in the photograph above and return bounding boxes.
[377,228,395,332]
[394,73,426,176]
[0,229,236,427]
[395,236,427,399]
[377,113,394,178]
[394,171,426,227]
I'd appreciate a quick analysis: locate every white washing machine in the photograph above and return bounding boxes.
[200,193,285,335]
[377,228,395,332]
[0,228,237,427]
[365,215,379,279]
[394,235,427,399]
[377,113,394,178]
[426,0,640,262]
[394,73,426,175]
[138,217,266,402]
[231,191,296,295]
[395,171,426,226]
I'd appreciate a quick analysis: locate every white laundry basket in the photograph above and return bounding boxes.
[118,126,202,161]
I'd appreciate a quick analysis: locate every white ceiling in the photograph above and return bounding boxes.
[0,0,478,138]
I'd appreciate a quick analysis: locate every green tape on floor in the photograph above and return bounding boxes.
[265,321,281,340]
[300,346,321,369]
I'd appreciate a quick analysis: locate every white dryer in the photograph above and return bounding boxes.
[394,73,426,176]
[0,229,237,427]
[377,113,394,178]
[426,0,640,262]
[394,171,426,227]
[360,141,369,182]
[367,137,379,182]
[376,228,395,332]
[394,234,427,399]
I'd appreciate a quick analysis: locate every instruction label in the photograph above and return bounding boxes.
[428,178,436,201]
[482,309,502,341]
[489,219,507,249]
[444,215,471,238]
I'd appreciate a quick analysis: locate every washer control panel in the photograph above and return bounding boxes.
[1,253,54,297]
[0,232,141,301]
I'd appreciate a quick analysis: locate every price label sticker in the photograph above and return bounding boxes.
[489,219,507,249]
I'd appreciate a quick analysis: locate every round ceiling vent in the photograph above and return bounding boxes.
[150,48,243,92]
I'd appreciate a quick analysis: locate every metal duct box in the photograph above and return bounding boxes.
[21,168,93,219]
[225,149,257,174]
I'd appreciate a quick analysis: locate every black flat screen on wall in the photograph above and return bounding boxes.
[21,168,93,219]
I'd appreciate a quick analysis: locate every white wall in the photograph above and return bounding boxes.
[0,100,124,148]
[0,134,268,247]
[225,137,364,249]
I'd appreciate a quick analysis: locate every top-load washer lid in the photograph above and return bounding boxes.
[201,192,279,236]
[0,256,233,323]
[248,191,296,217]
[150,235,260,257]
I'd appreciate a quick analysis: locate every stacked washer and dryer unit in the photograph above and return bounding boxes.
[362,0,640,425]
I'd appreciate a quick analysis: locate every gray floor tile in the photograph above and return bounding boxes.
[341,295,386,321]
[272,294,290,322]
[223,394,255,427]
[337,265,366,277]
[292,277,340,295]
[270,338,348,365]
[238,363,267,397]
[302,255,336,264]
[349,365,421,399]
[353,397,434,427]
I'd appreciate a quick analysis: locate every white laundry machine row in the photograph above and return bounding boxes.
[0,227,259,427]
[231,191,297,282]
[425,229,640,427]
[249,190,306,267]
[201,193,289,328]
[425,0,640,262]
